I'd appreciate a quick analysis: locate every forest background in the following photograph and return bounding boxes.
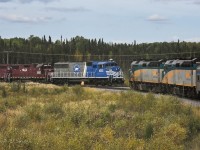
[1,35,200,74]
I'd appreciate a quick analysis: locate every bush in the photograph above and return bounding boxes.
[25,104,44,122]
[0,129,34,150]
[71,85,85,100]
[0,104,6,113]
[0,114,7,129]
[14,113,31,128]
[1,87,7,98]
[44,102,65,118]
[10,82,21,92]
[145,123,154,139]
[70,111,85,127]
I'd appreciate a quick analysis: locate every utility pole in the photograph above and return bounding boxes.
[4,50,13,64]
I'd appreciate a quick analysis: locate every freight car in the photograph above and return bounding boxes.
[129,59,200,98]
[51,59,124,86]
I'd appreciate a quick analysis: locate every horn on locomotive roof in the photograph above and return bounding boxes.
[192,58,197,62]
[109,58,114,61]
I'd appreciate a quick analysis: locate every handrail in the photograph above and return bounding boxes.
[52,71,124,78]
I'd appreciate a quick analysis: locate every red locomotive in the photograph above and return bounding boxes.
[0,63,53,82]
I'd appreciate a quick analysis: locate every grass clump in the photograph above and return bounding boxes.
[44,102,65,118]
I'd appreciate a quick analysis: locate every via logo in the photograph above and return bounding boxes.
[73,64,80,72]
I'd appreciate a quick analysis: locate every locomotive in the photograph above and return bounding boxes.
[0,59,124,86]
[51,59,124,85]
[0,63,53,82]
[129,58,200,98]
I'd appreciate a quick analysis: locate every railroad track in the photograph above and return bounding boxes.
[86,85,130,91]
[87,86,200,107]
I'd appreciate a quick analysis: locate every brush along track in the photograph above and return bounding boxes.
[87,85,200,107]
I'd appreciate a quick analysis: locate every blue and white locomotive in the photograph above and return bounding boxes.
[51,59,124,85]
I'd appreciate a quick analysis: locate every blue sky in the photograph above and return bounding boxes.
[0,0,200,43]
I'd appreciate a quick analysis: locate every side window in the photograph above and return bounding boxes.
[93,65,97,68]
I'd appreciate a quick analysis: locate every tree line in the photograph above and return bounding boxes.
[0,35,200,73]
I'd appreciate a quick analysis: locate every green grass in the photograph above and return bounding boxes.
[0,83,200,150]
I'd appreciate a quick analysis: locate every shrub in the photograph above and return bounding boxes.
[14,113,31,128]
[148,123,187,149]
[187,115,200,137]
[1,87,7,98]
[71,85,85,100]
[0,114,7,129]
[70,111,85,127]
[0,103,6,113]
[25,104,44,122]
[145,123,154,139]
[0,129,34,150]
[10,82,21,92]
[44,102,65,118]
[108,103,117,112]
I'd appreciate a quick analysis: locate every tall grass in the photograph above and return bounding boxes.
[0,83,200,149]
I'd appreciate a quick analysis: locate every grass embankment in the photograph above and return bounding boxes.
[0,82,200,150]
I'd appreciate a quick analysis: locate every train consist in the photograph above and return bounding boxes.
[129,58,200,98]
[0,59,124,86]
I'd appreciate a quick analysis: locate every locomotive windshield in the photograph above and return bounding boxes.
[105,62,117,67]
[98,64,104,69]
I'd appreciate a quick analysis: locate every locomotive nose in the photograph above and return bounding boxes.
[115,67,120,71]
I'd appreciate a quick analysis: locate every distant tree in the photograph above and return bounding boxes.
[48,36,52,44]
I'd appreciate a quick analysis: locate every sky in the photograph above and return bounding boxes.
[0,0,200,43]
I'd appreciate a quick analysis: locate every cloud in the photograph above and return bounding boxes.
[0,14,52,23]
[147,14,168,22]
[19,0,56,3]
[0,0,12,2]
[0,0,56,3]
[155,0,200,5]
[45,7,90,13]
[194,0,200,4]
[185,37,200,42]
